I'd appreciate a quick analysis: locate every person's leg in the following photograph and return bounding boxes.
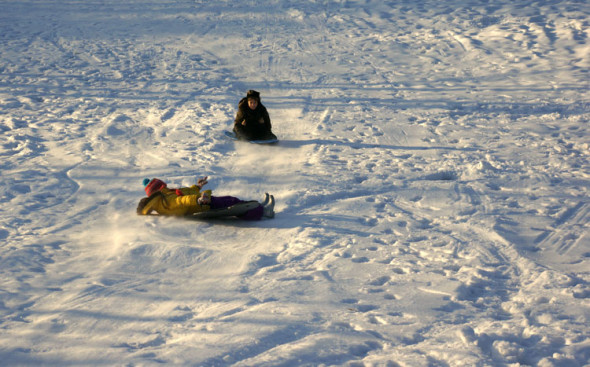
[210,196,263,220]
[210,196,241,209]
[240,205,263,220]
[233,125,254,141]
[264,130,277,140]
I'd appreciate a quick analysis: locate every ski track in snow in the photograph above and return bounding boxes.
[0,1,589,366]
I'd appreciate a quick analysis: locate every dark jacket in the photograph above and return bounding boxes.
[233,98,276,141]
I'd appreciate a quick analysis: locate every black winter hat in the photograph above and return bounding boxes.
[246,90,260,100]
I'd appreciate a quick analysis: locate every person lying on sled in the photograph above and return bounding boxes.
[233,89,277,141]
[136,177,275,220]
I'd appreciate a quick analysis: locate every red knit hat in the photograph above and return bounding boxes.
[145,178,167,196]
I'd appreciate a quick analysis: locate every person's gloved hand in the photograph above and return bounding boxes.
[197,176,208,189]
[197,191,211,205]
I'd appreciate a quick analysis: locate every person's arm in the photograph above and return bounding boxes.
[168,193,210,215]
[234,107,245,126]
[234,98,248,126]
[262,106,272,130]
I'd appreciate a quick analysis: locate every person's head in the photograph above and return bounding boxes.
[246,90,260,110]
[143,178,167,196]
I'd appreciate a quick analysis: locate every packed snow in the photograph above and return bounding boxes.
[1,0,589,366]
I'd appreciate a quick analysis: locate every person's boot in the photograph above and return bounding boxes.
[260,193,270,207]
[263,195,275,218]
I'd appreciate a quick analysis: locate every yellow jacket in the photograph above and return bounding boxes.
[139,185,211,216]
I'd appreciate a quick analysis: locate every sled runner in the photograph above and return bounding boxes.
[224,130,279,145]
[190,201,261,219]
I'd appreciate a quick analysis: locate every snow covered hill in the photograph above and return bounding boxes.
[1,1,588,365]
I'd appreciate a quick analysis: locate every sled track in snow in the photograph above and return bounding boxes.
[535,201,590,256]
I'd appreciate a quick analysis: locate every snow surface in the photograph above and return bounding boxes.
[1,0,589,366]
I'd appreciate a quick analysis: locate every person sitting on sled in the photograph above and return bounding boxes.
[136,177,275,220]
[233,90,277,141]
